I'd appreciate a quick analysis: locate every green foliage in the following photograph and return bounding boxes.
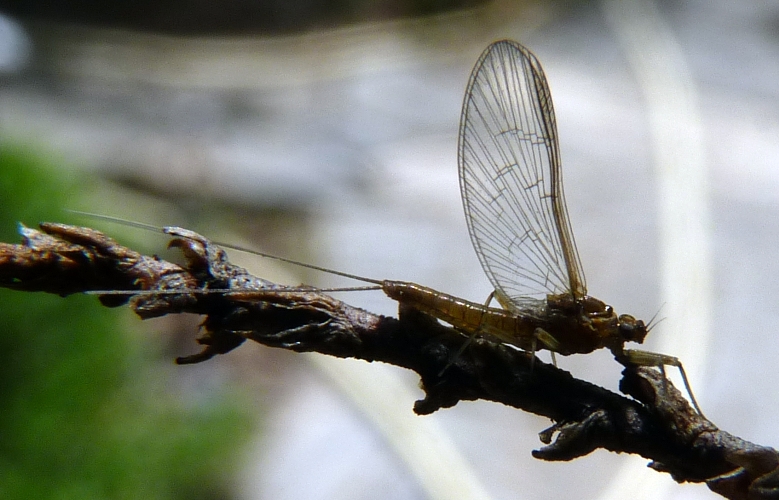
[0,146,256,500]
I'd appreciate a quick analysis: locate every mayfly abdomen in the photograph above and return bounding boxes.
[381,280,536,348]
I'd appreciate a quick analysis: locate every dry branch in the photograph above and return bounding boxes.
[1,222,778,499]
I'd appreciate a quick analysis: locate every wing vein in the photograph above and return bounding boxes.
[457,40,586,309]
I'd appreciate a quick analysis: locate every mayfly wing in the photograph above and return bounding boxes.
[458,40,586,310]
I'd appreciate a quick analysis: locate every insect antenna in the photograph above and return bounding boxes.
[646,304,667,332]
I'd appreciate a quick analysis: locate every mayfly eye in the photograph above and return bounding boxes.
[617,314,648,343]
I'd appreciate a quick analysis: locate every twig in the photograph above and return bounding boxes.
[1,222,777,499]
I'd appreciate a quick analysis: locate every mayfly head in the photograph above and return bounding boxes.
[617,314,648,344]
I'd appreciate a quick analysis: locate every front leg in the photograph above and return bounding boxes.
[533,328,560,367]
[619,348,703,416]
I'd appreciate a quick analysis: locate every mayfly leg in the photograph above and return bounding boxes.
[437,291,498,376]
[436,290,558,375]
[620,349,703,416]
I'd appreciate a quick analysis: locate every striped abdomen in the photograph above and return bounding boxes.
[381,280,537,350]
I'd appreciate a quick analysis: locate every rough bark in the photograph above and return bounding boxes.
[1,222,777,499]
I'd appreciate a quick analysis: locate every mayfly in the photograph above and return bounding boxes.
[83,40,701,413]
[381,40,701,414]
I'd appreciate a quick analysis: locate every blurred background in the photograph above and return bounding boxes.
[1,0,778,499]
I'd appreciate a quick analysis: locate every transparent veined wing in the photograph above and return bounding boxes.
[458,40,586,310]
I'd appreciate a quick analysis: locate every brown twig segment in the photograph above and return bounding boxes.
[1,222,777,499]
